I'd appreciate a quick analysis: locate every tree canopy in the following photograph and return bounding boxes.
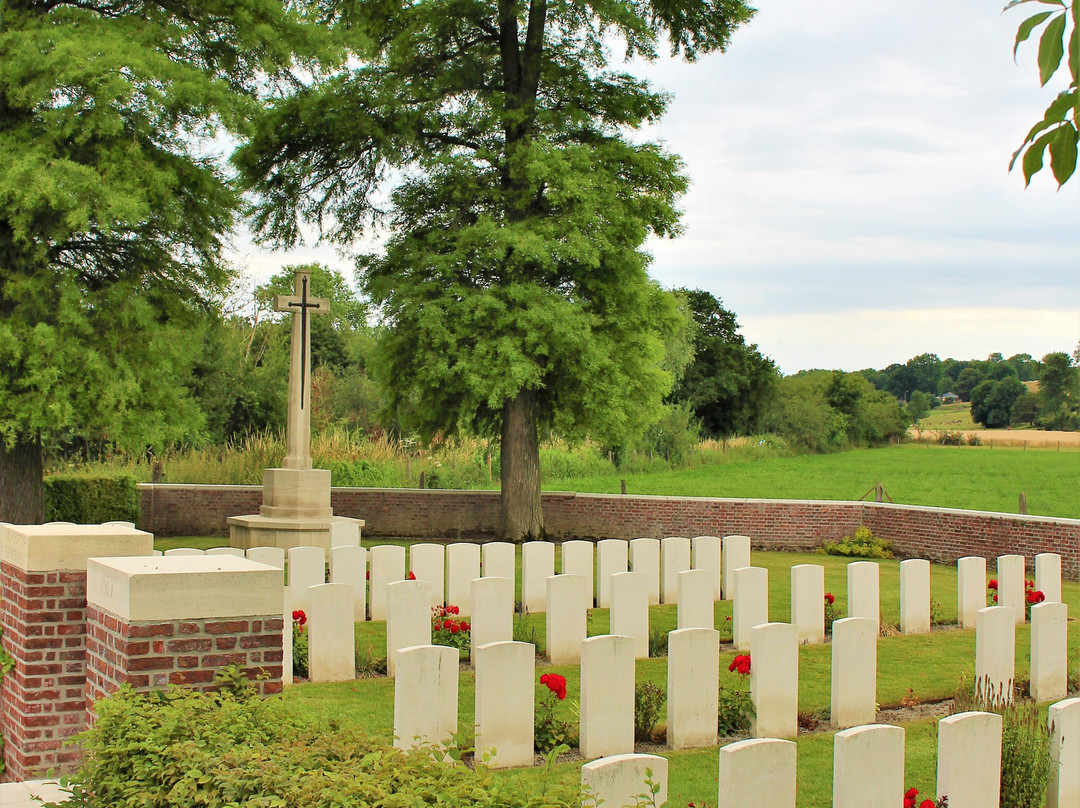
[235,0,756,539]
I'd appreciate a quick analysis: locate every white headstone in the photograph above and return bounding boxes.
[976,605,1015,706]
[660,537,691,605]
[936,711,1002,808]
[561,540,595,607]
[581,754,668,808]
[580,635,635,760]
[721,534,751,600]
[691,535,722,601]
[471,576,514,656]
[288,545,326,610]
[900,558,931,635]
[732,566,768,652]
[596,539,629,608]
[163,547,203,556]
[790,564,825,645]
[282,588,293,685]
[386,579,432,677]
[846,561,879,629]
[409,543,446,608]
[957,556,986,629]
[247,546,285,570]
[482,541,516,582]
[629,538,661,606]
[1036,552,1062,604]
[393,644,458,750]
[330,544,367,622]
[547,574,588,664]
[998,553,1026,625]
[667,628,720,749]
[609,571,649,659]
[369,544,406,621]
[521,541,555,613]
[330,519,360,547]
[833,725,904,808]
[676,569,714,630]
[717,738,797,808]
[830,617,878,729]
[206,546,245,557]
[474,641,534,768]
[1031,601,1068,703]
[446,542,481,615]
[750,622,799,739]
[307,582,355,683]
[1047,698,1080,808]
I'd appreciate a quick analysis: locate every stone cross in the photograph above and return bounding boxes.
[274,269,329,470]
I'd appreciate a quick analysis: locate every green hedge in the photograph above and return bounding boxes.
[44,474,139,524]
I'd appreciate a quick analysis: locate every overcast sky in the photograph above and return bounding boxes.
[228,0,1080,375]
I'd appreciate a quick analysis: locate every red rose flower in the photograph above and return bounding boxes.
[993,593,999,602]
[291,609,307,627]
[824,592,835,604]
[449,605,459,615]
[920,801,936,808]
[461,622,470,631]
[449,622,460,634]
[987,579,997,590]
[728,654,751,675]
[1026,580,1035,589]
[407,571,416,580]
[366,570,370,580]
[904,787,918,808]
[540,673,568,699]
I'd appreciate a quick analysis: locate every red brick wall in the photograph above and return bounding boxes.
[0,562,87,782]
[136,484,1080,576]
[84,608,283,720]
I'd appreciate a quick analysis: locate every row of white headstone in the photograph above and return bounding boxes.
[589,697,1080,808]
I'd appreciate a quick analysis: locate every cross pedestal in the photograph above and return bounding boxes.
[227,268,363,551]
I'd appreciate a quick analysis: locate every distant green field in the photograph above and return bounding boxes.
[917,402,978,431]
[544,443,1080,520]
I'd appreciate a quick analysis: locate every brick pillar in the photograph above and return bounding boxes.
[0,524,153,782]
[85,556,284,721]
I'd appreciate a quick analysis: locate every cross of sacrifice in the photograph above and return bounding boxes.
[274,269,330,470]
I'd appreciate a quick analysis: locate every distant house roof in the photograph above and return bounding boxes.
[941,392,960,402]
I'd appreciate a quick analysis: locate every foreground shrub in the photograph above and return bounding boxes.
[634,682,666,742]
[44,474,139,523]
[822,525,894,558]
[53,682,582,808]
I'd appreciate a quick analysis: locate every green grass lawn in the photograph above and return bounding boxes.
[263,547,1080,808]
[544,443,1080,520]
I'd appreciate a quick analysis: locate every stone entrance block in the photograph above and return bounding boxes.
[957,556,986,629]
[521,542,555,613]
[409,543,445,608]
[998,554,1026,625]
[830,617,877,729]
[718,738,796,808]
[85,555,283,706]
[596,539,628,608]
[900,558,931,635]
[732,566,768,652]
[547,574,588,664]
[582,754,668,808]
[481,541,515,582]
[676,569,714,630]
[833,725,904,808]
[474,641,534,768]
[937,711,1002,807]
[1,524,153,781]
[660,537,690,605]
[609,572,649,659]
[691,535,722,601]
[386,580,432,677]
[580,635,635,760]
[1048,698,1080,807]
[750,622,798,739]
[393,645,458,750]
[308,583,355,682]
[629,538,661,606]
[369,545,406,621]
[1030,601,1067,703]
[790,564,825,645]
[1036,552,1062,604]
[667,628,719,749]
[562,540,595,607]
[721,535,751,601]
[976,606,1015,705]
[446,543,480,615]
[471,577,514,656]
[846,561,879,629]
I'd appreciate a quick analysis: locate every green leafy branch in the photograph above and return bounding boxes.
[1006,0,1078,186]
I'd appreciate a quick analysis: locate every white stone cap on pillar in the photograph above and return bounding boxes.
[87,555,283,621]
[1,524,154,571]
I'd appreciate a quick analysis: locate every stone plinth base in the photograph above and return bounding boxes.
[260,468,332,519]
[227,515,363,552]
[85,556,284,720]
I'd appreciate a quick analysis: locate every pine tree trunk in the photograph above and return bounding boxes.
[0,433,44,524]
[498,388,543,542]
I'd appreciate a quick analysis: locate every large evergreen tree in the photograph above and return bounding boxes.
[0,1,329,521]
[236,0,755,539]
